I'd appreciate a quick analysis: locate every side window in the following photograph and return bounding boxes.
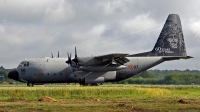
[21,69,26,75]
[27,62,29,66]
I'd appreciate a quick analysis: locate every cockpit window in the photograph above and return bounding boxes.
[17,62,23,68]
[17,64,22,68]
[17,61,30,68]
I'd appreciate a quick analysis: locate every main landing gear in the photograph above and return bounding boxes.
[27,82,34,87]
[79,83,103,86]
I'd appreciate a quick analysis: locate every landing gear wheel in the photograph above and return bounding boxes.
[79,83,88,86]
[91,83,99,86]
[27,83,34,87]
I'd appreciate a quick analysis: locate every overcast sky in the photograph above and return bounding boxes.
[0,0,200,70]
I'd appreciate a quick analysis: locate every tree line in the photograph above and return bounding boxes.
[117,70,200,85]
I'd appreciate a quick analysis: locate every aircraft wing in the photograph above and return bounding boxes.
[79,53,130,72]
[94,53,130,65]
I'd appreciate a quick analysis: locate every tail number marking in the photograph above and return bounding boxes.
[129,64,138,69]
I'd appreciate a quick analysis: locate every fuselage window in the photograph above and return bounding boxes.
[47,73,49,75]
[54,73,56,75]
[27,62,29,66]
[60,73,62,75]
[21,69,26,75]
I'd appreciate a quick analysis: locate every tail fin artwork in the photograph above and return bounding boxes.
[130,14,192,59]
[151,14,186,57]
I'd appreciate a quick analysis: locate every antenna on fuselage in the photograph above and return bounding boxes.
[51,52,53,58]
[51,51,59,58]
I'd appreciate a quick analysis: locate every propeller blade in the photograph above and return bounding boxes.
[75,47,77,59]
[51,52,53,58]
[66,52,72,65]
[72,47,78,64]
[66,47,79,69]
[72,46,79,68]
[58,51,59,58]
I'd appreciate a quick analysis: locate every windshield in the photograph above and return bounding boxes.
[17,61,29,68]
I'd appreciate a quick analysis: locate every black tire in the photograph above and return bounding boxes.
[27,82,34,87]
[91,83,99,86]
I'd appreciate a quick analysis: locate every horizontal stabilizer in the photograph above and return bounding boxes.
[162,56,193,61]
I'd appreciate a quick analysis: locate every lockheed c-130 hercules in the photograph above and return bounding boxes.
[8,14,192,86]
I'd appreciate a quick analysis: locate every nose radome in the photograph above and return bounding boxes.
[8,70,19,81]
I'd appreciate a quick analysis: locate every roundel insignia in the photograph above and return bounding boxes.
[129,64,134,69]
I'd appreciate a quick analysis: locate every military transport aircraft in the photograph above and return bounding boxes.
[8,14,192,86]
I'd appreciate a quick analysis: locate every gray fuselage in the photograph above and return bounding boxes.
[15,57,163,84]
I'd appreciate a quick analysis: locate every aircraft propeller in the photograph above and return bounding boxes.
[66,47,79,68]
[72,47,79,67]
[66,52,72,65]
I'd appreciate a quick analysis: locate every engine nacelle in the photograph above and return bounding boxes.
[78,57,103,66]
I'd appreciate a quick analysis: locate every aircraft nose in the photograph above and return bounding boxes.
[8,70,19,81]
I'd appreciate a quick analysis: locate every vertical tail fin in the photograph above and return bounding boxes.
[151,14,187,56]
[128,14,192,59]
